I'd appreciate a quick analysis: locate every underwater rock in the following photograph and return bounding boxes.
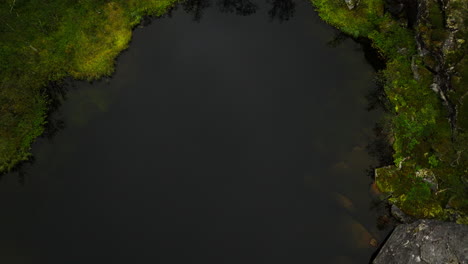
[370,182,382,197]
[340,215,379,249]
[332,192,356,212]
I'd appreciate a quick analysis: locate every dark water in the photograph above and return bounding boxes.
[0,1,389,263]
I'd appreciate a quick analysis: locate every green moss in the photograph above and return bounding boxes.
[310,0,467,221]
[417,1,448,48]
[0,0,178,173]
[428,154,439,168]
[310,0,384,37]
[429,2,444,27]
[376,166,445,218]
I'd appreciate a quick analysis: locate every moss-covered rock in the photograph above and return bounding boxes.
[310,0,467,221]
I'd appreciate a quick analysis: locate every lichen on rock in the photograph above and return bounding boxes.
[373,219,468,263]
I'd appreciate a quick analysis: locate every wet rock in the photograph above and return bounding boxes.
[344,0,359,10]
[341,216,378,248]
[444,0,467,67]
[369,238,379,247]
[410,56,420,80]
[373,219,468,264]
[446,0,466,32]
[413,0,460,129]
[430,82,450,105]
[377,214,394,230]
[391,204,416,223]
[370,182,382,197]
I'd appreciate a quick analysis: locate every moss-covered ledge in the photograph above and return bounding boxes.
[310,0,467,223]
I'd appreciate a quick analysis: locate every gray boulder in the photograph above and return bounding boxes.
[373,220,468,264]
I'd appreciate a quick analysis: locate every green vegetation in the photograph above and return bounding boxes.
[310,0,467,222]
[0,0,177,172]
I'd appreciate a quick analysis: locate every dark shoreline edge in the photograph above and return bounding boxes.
[311,0,467,222]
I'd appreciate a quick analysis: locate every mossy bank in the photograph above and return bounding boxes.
[310,0,467,222]
[0,0,178,172]
[1,0,467,222]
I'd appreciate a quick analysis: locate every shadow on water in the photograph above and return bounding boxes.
[181,0,212,21]
[218,0,258,16]
[323,25,399,251]
[0,80,74,184]
[151,0,296,22]
[267,0,295,22]
[180,0,295,21]
[41,80,73,140]
[325,29,393,166]
[326,30,386,72]
[326,30,387,111]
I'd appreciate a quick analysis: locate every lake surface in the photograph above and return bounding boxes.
[0,1,390,263]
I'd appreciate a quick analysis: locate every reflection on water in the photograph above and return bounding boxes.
[218,0,258,16]
[179,0,295,21]
[0,0,393,263]
[267,0,295,21]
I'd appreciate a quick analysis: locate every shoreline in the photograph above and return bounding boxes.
[310,0,467,223]
[1,0,466,221]
[0,0,178,173]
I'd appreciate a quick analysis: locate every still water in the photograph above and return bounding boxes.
[0,1,389,263]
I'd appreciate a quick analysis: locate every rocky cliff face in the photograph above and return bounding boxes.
[373,220,468,264]
[384,0,466,131]
[413,0,466,132]
[373,0,468,260]
[373,0,467,221]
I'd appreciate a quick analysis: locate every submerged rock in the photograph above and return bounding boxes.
[370,181,382,197]
[339,215,379,249]
[332,192,356,213]
[373,219,468,264]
